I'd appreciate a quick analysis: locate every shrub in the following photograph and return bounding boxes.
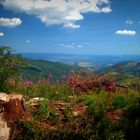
[12,120,48,140]
[112,96,128,109]
[80,92,110,115]
[0,46,27,91]
[32,100,58,124]
[120,98,140,140]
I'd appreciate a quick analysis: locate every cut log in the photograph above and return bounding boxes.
[0,92,29,140]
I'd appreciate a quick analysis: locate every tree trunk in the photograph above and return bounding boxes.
[0,92,29,140]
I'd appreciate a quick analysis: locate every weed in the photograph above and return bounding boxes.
[112,96,128,109]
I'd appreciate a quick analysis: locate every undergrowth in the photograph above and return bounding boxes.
[5,71,140,140]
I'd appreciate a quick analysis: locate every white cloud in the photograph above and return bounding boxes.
[0,0,111,28]
[26,40,31,43]
[115,30,136,36]
[77,45,83,48]
[63,43,84,48]
[64,23,80,28]
[126,19,133,24]
[64,45,74,48]
[0,32,4,37]
[0,17,22,27]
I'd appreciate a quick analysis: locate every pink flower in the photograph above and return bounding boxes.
[48,73,53,80]
[24,81,33,86]
[106,85,113,92]
[67,79,75,86]
[56,80,60,84]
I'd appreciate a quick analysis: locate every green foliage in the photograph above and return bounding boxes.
[120,98,140,140]
[12,120,48,140]
[33,99,58,124]
[4,55,140,140]
[81,94,97,114]
[112,96,128,109]
[102,61,140,77]
[81,92,111,115]
[99,61,140,88]
[20,59,80,81]
[0,46,27,91]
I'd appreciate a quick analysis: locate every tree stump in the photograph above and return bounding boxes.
[0,92,29,140]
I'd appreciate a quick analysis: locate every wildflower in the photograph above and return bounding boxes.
[107,85,113,92]
[67,79,75,86]
[23,80,33,86]
[48,73,53,80]
[56,80,60,84]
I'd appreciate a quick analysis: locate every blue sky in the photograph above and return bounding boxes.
[0,0,140,55]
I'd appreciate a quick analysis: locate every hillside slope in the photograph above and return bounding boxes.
[99,61,140,84]
[20,59,81,81]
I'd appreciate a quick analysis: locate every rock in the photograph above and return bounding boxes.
[26,97,49,106]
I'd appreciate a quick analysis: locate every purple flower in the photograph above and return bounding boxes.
[107,85,113,91]
[48,73,53,80]
[67,79,75,86]
[56,80,60,84]
[24,80,33,86]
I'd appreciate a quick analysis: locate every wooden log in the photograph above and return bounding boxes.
[0,93,29,140]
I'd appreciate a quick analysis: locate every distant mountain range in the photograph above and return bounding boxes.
[100,61,140,76]
[19,53,140,85]
[21,53,140,71]
[99,61,140,85]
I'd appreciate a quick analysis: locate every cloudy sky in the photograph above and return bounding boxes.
[0,0,140,55]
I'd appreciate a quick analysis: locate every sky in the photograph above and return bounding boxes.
[0,0,140,55]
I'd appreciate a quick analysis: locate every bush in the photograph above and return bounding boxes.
[120,98,140,140]
[112,96,128,109]
[80,92,110,115]
[12,120,48,140]
[0,46,27,91]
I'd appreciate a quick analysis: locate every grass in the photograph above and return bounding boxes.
[5,72,140,140]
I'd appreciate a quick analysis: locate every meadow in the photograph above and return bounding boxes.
[9,72,140,140]
[1,46,140,140]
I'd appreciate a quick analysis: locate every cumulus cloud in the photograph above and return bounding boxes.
[77,45,83,48]
[62,43,84,48]
[0,0,111,28]
[64,45,74,48]
[0,17,22,27]
[115,30,136,36]
[126,19,133,24]
[26,40,31,43]
[64,23,80,28]
[0,32,4,37]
